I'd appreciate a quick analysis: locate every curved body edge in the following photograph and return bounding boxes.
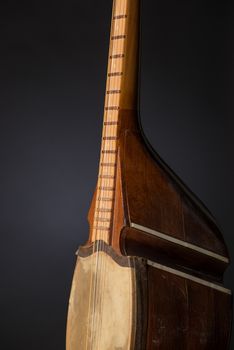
[66,240,232,350]
[66,241,147,350]
[67,0,232,346]
[117,127,230,278]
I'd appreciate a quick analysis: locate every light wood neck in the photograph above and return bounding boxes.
[90,0,141,244]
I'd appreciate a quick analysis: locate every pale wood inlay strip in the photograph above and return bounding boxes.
[131,223,229,263]
[147,260,232,295]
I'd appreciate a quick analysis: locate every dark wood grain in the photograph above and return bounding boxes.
[146,265,232,349]
[81,0,233,347]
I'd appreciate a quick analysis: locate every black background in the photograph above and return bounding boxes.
[0,0,233,349]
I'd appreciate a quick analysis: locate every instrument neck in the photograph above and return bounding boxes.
[107,0,141,111]
[90,0,141,244]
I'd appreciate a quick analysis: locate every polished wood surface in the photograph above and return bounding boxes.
[146,265,231,349]
[66,0,232,348]
[89,0,140,245]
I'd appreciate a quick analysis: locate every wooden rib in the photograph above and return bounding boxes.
[148,260,232,295]
[131,223,229,263]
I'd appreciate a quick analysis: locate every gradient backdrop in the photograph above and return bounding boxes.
[0,0,233,349]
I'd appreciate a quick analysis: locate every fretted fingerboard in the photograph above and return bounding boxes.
[91,0,129,244]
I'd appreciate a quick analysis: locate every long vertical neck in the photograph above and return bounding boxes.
[109,0,140,111]
[90,0,141,244]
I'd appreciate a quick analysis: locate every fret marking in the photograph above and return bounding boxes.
[106,90,121,95]
[113,15,127,20]
[108,72,123,77]
[98,187,115,191]
[111,35,126,40]
[101,162,116,167]
[96,208,112,213]
[99,175,115,179]
[93,226,110,231]
[102,150,117,154]
[98,197,113,202]
[103,136,118,140]
[104,122,119,126]
[105,106,119,111]
[110,54,124,59]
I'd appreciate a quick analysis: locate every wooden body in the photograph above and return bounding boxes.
[66,0,232,348]
[86,122,232,349]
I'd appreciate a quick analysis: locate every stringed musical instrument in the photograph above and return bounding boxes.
[66,0,232,348]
